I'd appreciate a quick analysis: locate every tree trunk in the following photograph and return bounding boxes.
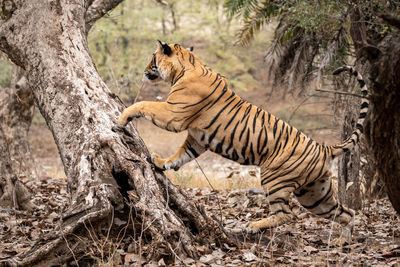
[0,125,33,210]
[338,101,362,210]
[336,2,369,210]
[0,0,235,265]
[367,33,400,214]
[0,65,37,179]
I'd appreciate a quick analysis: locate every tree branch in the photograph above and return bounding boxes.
[380,13,400,30]
[314,88,364,98]
[85,0,124,33]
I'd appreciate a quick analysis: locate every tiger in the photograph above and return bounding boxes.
[118,41,369,242]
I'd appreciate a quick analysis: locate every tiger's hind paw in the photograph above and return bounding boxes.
[242,221,264,234]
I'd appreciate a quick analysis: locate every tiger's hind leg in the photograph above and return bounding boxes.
[245,185,294,233]
[294,172,355,244]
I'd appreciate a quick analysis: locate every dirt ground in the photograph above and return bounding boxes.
[1,89,399,265]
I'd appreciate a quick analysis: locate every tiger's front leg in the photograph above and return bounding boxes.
[152,134,205,171]
[118,101,184,132]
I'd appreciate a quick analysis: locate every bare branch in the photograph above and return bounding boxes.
[314,88,363,98]
[85,0,124,33]
[155,0,168,6]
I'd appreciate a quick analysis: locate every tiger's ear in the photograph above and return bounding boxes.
[157,40,172,56]
[187,46,194,52]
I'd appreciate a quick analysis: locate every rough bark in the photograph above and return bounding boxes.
[0,125,33,210]
[367,33,400,214]
[0,0,235,265]
[0,65,37,179]
[338,101,362,210]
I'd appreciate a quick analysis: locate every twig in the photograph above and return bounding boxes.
[168,243,186,266]
[62,231,80,267]
[314,89,363,98]
[194,159,224,223]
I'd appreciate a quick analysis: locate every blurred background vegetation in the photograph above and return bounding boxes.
[87,0,273,102]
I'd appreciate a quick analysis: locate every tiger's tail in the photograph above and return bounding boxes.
[330,66,369,157]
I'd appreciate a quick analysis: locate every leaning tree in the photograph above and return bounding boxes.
[0,0,235,265]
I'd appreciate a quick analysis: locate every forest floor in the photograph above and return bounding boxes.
[1,91,399,266]
[0,175,399,266]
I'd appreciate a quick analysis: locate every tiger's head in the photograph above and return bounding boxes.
[143,40,194,84]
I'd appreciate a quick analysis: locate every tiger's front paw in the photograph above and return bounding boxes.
[118,106,141,126]
[151,153,180,171]
[118,112,132,126]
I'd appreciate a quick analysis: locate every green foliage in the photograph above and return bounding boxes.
[224,0,400,96]
[88,0,270,98]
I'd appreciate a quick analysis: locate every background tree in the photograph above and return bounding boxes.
[0,118,33,210]
[0,0,234,265]
[0,65,36,179]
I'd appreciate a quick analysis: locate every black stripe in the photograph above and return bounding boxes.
[268,139,301,175]
[187,146,199,158]
[167,101,188,105]
[281,124,289,150]
[241,104,253,123]
[270,128,283,157]
[224,102,243,130]
[249,143,255,165]
[241,128,250,159]
[257,126,264,154]
[266,183,297,196]
[204,87,231,129]
[168,87,186,96]
[357,79,365,88]
[172,69,185,85]
[239,116,250,141]
[260,126,268,154]
[210,73,221,86]
[261,112,265,128]
[268,198,289,206]
[302,180,332,209]
[316,202,339,216]
[205,84,228,111]
[231,149,239,161]
[224,91,236,103]
[215,137,225,154]
[182,100,213,125]
[253,108,261,133]
[360,102,369,109]
[273,118,279,138]
[226,121,240,153]
[208,124,221,144]
[264,139,314,181]
[227,99,244,115]
[182,80,221,109]
[189,54,195,66]
[294,189,308,197]
[359,112,367,118]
